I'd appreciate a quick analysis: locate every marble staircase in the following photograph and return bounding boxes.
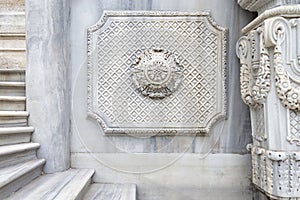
[0,69,45,199]
[0,62,136,200]
[0,4,136,199]
[0,69,95,200]
[5,168,95,200]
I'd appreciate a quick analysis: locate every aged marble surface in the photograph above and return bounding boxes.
[72,153,252,200]
[238,0,300,14]
[83,183,136,200]
[26,0,71,173]
[0,0,25,13]
[68,0,255,199]
[236,3,300,199]
[87,11,227,136]
[71,0,255,154]
[0,0,25,69]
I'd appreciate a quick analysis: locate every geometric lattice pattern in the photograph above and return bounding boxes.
[289,110,300,145]
[253,105,266,141]
[87,11,227,135]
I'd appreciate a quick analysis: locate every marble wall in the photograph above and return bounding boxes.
[26,0,71,173]
[70,0,256,199]
[71,0,255,154]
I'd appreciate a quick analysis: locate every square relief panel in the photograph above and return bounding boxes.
[87,11,227,136]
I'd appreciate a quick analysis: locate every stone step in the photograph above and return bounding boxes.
[0,159,45,199]
[0,51,26,69]
[0,82,25,87]
[6,168,95,200]
[0,143,39,169]
[0,96,26,111]
[83,183,137,200]
[0,126,33,146]
[0,13,25,35]
[0,82,25,96]
[0,69,25,82]
[0,34,25,50]
[0,111,28,127]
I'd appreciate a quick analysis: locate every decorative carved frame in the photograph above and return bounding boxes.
[87,11,227,136]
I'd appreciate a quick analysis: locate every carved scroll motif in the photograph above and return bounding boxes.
[236,29,271,108]
[265,17,300,111]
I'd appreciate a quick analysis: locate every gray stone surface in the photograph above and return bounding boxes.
[72,153,252,200]
[0,142,39,169]
[69,0,255,199]
[0,159,45,199]
[238,0,300,15]
[71,0,255,154]
[5,168,94,200]
[84,183,136,200]
[0,0,25,69]
[26,0,71,173]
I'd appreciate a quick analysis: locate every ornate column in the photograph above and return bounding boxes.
[237,1,300,199]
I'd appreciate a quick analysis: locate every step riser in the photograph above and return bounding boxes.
[0,88,25,96]
[0,163,43,199]
[75,177,92,200]
[0,101,25,111]
[0,132,31,146]
[0,149,36,169]
[0,35,25,49]
[5,169,95,200]
[0,51,26,69]
[0,72,25,82]
[0,116,27,127]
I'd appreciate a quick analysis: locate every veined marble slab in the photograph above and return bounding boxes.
[84,183,136,200]
[72,153,252,200]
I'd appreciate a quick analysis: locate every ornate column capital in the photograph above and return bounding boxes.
[238,0,300,14]
[237,2,300,199]
[238,0,273,12]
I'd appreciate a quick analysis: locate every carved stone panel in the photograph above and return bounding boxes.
[289,110,300,146]
[251,146,300,198]
[87,11,227,135]
[251,105,266,142]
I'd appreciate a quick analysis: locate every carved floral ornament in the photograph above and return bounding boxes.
[237,16,300,111]
[264,17,300,111]
[131,49,183,99]
[236,28,271,108]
